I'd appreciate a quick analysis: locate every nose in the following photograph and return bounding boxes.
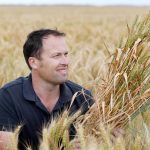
[60,55,69,65]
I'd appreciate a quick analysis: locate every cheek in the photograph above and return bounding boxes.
[50,59,61,65]
[44,60,59,70]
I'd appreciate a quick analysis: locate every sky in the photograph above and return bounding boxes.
[0,0,150,6]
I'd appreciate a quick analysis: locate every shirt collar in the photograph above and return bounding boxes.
[23,74,36,102]
[23,74,72,104]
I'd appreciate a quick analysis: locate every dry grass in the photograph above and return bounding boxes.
[0,5,150,150]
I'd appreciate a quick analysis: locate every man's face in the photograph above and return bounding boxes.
[34,35,69,85]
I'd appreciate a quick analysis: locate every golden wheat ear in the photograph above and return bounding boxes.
[77,12,150,137]
[6,125,21,150]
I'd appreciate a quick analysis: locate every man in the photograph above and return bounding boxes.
[0,29,94,150]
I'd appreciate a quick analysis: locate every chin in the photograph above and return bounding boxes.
[60,75,68,81]
[55,78,68,85]
[60,78,67,83]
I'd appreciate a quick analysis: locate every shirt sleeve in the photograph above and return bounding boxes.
[0,88,19,131]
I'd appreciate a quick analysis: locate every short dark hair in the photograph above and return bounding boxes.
[23,29,66,69]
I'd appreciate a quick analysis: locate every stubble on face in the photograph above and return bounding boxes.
[37,36,69,85]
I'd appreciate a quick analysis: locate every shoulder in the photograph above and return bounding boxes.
[66,80,94,114]
[65,80,83,90]
[65,80,92,95]
[1,76,26,90]
[0,76,27,100]
[0,78,23,108]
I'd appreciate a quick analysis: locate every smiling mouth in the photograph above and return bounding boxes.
[57,68,68,75]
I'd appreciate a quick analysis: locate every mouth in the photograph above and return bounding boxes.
[57,68,68,75]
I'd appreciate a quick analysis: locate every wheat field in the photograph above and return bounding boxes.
[0,6,150,149]
[0,6,149,85]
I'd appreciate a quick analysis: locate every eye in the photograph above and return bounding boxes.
[52,53,61,58]
[64,52,68,56]
[55,54,60,57]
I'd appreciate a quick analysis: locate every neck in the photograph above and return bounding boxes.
[31,72,60,103]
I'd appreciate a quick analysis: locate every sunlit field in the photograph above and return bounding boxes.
[0,6,150,149]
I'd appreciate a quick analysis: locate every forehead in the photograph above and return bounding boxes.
[42,35,68,53]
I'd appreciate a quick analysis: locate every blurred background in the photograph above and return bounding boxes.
[0,0,149,86]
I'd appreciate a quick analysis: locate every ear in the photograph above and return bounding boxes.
[28,57,39,69]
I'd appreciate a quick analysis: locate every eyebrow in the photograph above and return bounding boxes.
[50,51,68,55]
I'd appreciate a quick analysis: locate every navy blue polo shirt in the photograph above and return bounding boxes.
[0,74,93,150]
